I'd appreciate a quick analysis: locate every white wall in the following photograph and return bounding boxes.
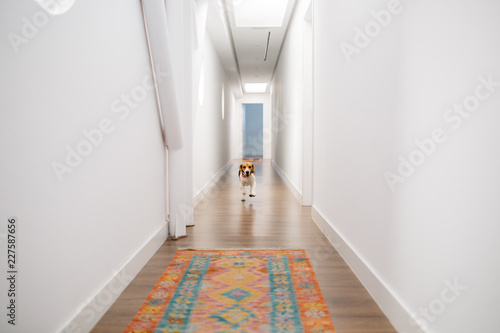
[313,0,500,332]
[193,32,234,199]
[0,0,168,332]
[271,0,313,199]
[233,94,272,160]
[165,0,194,237]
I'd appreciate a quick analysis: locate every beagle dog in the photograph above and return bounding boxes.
[239,162,256,201]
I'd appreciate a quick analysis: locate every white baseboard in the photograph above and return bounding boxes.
[272,161,303,205]
[59,222,168,333]
[193,160,233,207]
[311,207,420,333]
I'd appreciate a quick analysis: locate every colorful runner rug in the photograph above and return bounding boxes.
[124,249,335,333]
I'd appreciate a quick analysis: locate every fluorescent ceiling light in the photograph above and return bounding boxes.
[233,0,289,27]
[245,83,268,93]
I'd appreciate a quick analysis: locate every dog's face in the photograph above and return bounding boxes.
[239,162,255,178]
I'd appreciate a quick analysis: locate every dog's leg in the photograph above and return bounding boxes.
[249,182,256,198]
[240,183,246,201]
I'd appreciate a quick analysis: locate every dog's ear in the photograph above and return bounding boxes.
[251,164,255,174]
[238,164,242,177]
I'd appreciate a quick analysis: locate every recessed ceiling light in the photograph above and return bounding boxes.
[245,83,268,93]
[233,0,289,28]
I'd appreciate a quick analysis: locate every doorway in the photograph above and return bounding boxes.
[242,103,264,159]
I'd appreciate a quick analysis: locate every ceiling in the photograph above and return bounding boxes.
[205,0,297,97]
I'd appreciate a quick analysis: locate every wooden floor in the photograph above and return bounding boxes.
[92,160,396,333]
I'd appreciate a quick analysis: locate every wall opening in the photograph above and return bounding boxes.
[242,103,264,158]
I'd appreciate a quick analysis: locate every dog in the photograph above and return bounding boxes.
[239,162,256,201]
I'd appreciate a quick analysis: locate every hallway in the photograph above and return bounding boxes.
[93,161,395,332]
[2,1,500,332]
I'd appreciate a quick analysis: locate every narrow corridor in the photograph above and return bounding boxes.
[93,160,395,332]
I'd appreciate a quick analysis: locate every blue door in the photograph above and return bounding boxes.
[242,103,263,158]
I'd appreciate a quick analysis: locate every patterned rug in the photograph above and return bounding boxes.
[124,249,335,333]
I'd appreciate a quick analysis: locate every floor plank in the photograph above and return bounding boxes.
[92,160,396,332]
